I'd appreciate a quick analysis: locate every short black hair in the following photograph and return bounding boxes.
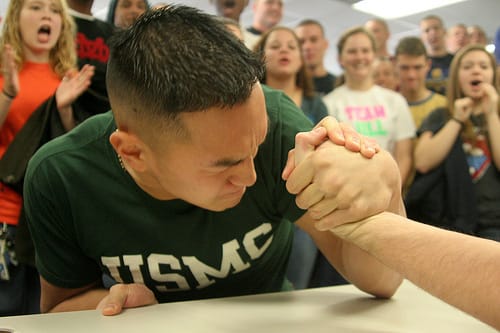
[107,5,264,123]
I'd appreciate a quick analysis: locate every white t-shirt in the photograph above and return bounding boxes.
[323,85,416,154]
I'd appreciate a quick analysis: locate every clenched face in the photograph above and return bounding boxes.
[145,83,269,212]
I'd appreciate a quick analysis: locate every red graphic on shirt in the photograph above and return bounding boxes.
[76,33,109,63]
[463,134,491,182]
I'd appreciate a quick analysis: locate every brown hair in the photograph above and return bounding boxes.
[446,44,499,141]
[0,0,77,77]
[395,36,428,58]
[337,26,376,56]
[253,26,315,98]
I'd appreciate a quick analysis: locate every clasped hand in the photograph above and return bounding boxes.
[282,116,400,231]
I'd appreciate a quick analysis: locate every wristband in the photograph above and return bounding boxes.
[451,117,464,128]
[2,89,16,100]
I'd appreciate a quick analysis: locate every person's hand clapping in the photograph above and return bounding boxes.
[55,64,95,110]
[1,44,19,99]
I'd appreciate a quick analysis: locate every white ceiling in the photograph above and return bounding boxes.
[2,0,499,73]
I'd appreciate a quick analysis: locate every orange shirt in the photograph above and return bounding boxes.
[0,62,60,225]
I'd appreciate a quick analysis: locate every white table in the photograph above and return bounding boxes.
[0,280,495,332]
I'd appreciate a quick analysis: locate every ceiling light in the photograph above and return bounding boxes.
[352,0,467,19]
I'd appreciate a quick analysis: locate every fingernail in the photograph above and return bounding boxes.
[104,304,117,313]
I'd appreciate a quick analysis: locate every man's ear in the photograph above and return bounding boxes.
[109,129,148,173]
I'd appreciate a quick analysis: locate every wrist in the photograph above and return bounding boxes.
[450,117,465,128]
[2,88,16,100]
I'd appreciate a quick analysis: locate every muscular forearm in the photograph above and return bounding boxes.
[43,287,108,313]
[338,239,403,298]
[331,212,500,330]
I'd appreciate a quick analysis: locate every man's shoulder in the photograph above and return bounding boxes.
[28,112,114,173]
[260,85,312,137]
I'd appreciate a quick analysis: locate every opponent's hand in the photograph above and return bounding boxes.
[96,283,158,316]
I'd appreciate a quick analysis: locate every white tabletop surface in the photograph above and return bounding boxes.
[0,279,495,333]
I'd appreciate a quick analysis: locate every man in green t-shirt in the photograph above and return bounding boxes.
[24,6,404,315]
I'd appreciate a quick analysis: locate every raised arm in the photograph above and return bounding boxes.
[55,64,95,131]
[0,44,19,128]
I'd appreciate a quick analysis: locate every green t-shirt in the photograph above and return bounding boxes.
[24,86,313,302]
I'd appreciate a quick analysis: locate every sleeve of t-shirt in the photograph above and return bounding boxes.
[257,87,313,224]
[24,150,102,289]
[314,96,329,124]
[417,107,448,137]
[394,93,417,141]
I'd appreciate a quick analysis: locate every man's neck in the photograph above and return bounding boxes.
[66,0,93,15]
[401,87,431,103]
[250,22,271,34]
[376,47,391,59]
[308,64,328,78]
[428,45,448,57]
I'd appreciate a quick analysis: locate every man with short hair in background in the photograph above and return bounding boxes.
[364,18,392,59]
[295,19,337,96]
[446,23,469,55]
[419,15,454,95]
[395,36,447,129]
[245,0,283,49]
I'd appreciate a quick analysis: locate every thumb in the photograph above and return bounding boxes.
[294,126,327,165]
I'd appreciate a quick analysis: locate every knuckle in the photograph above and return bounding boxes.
[295,194,308,209]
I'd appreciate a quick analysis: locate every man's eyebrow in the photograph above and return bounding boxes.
[209,115,270,169]
[211,158,244,168]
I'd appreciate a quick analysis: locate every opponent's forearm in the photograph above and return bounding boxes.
[339,239,403,298]
[332,212,500,330]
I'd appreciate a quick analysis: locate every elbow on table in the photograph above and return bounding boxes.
[360,275,404,299]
